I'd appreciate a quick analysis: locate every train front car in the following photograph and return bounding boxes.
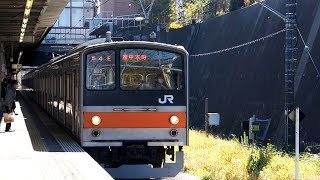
[81,41,188,179]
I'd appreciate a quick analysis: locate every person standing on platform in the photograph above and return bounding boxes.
[1,78,8,107]
[4,80,17,132]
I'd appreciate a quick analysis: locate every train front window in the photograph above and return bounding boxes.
[120,49,183,90]
[86,50,115,90]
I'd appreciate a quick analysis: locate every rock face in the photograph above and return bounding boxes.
[159,0,320,143]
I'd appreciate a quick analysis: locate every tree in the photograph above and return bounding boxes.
[207,0,230,17]
[244,0,256,7]
[133,0,171,25]
[168,0,230,28]
[133,0,171,16]
[229,0,244,12]
[153,0,253,29]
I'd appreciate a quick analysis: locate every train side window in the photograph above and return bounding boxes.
[86,50,115,90]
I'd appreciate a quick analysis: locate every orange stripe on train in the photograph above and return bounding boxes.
[83,112,186,128]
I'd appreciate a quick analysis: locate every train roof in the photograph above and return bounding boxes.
[73,38,187,52]
[72,38,106,50]
[23,39,188,76]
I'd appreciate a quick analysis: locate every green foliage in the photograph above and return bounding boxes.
[167,0,232,28]
[185,130,320,179]
[169,0,218,27]
[201,170,214,180]
[133,0,171,15]
[208,0,230,16]
[240,131,249,146]
[244,0,256,7]
[247,148,271,178]
[169,21,183,29]
[133,0,257,29]
[153,0,171,15]
[167,0,257,28]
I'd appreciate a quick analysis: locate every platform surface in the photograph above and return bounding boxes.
[0,92,113,180]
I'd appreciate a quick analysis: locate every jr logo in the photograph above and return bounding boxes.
[158,95,174,104]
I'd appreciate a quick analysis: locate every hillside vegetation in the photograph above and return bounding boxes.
[135,0,257,29]
[184,130,320,180]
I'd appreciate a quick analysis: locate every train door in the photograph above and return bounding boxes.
[42,75,44,108]
[58,72,65,125]
[38,76,40,105]
[37,76,40,104]
[49,74,53,115]
[36,75,39,103]
[47,74,51,113]
[44,75,47,108]
[44,75,47,111]
[71,69,76,135]
[46,74,50,111]
[43,74,46,109]
[51,73,56,117]
[65,73,72,130]
[75,69,80,138]
[53,73,58,121]
[52,74,55,119]
[38,76,43,107]
[42,75,45,107]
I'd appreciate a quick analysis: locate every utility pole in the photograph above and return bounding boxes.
[204,98,208,136]
[284,0,297,145]
[295,107,300,180]
[138,0,155,23]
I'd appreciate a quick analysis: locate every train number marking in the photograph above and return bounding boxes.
[158,95,174,104]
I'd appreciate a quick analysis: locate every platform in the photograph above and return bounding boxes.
[0,91,113,180]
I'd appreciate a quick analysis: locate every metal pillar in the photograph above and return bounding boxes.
[284,0,297,145]
[138,0,155,23]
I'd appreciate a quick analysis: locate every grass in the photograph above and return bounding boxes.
[183,130,320,180]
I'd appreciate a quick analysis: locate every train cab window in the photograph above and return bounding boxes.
[120,49,183,90]
[86,50,115,90]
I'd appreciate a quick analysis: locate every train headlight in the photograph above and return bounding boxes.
[91,115,101,125]
[169,115,179,125]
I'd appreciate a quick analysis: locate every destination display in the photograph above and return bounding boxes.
[90,55,112,62]
[122,54,147,61]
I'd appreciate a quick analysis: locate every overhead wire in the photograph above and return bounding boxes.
[69,0,112,44]
[256,0,320,78]
[98,0,111,8]
[188,1,285,57]
[190,28,286,57]
[189,0,319,79]
[61,16,85,39]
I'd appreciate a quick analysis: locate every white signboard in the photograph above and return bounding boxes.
[208,113,220,126]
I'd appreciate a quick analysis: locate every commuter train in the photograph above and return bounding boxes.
[22,36,189,179]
